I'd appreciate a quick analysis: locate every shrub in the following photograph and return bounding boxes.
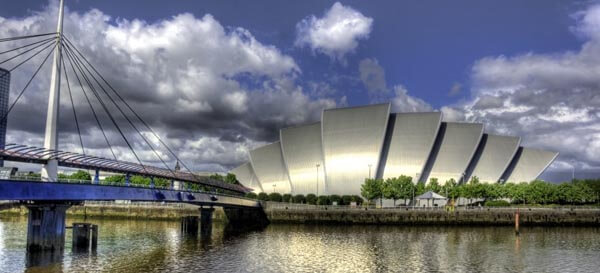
[352,195,364,205]
[245,192,257,199]
[282,194,292,203]
[484,200,510,207]
[317,195,330,205]
[293,194,306,204]
[306,194,317,205]
[257,192,269,201]
[329,194,341,205]
[268,193,283,202]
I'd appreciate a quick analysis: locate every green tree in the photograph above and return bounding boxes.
[329,195,341,205]
[317,195,330,205]
[341,195,353,205]
[397,175,415,205]
[245,192,258,199]
[443,179,459,199]
[306,194,317,205]
[382,177,402,206]
[352,195,364,205]
[361,178,383,206]
[426,178,442,193]
[225,173,240,185]
[282,193,292,203]
[257,192,269,201]
[268,193,282,202]
[69,170,91,181]
[293,194,306,204]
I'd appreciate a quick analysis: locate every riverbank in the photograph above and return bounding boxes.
[0,202,228,221]
[262,202,600,226]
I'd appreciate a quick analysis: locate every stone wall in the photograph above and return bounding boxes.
[263,203,600,226]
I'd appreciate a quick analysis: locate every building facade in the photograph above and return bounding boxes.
[231,103,559,195]
[0,68,9,167]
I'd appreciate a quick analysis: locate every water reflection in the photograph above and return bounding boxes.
[0,216,599,272]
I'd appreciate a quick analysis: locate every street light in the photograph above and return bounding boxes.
[272,184,276,193]
[368,164,372,179]
[316,163,320,197]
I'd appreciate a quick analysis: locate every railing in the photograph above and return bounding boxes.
[1,176,256,202]
[263,201,600,211]
[83,201,197,208]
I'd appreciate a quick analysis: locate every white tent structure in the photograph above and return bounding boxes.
[416,191,447,207]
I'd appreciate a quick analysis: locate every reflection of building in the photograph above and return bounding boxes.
[231,103,558,195]
[0,68,10,167]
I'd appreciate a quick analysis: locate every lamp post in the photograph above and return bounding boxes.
[272,184,276,193]
[316,163,320,197]
[368,164,372,179]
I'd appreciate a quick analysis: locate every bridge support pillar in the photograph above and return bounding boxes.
[180,216,199,236]
[72,223,98,252]
[200,207,214,236]
[223,207,270,229]
[93,169,100,184]
[26,203,70,251]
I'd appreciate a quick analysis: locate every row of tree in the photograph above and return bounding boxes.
[245,192,364,205]
[360,175,599,205]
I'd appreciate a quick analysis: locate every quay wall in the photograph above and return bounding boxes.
[262,202,600,226]
[0,202,228,221]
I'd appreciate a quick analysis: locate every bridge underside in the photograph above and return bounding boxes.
[0,180,259,208]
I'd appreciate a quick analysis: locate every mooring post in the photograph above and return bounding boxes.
[180,216,199,236]
[200,207,215,236]
[93,169,100,184]
[72,223,99,252]
[515,208,520,236]
[125,173,131,186]
[26,203,70,251]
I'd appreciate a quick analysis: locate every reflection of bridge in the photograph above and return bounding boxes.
[0,0,267,255]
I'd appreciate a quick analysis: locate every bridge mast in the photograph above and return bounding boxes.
[41,0,65,182]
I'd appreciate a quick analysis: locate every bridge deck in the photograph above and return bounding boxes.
[0,144,250,194]
[0,179,260,208]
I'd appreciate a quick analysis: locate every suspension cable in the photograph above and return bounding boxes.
[62,42,118,160]
[0,38,56,82]
[0,43,57,127]
[0,32,57,43]
[0,37,56,65]
[62,39,175,176]
[63,43,148,173]
[63,36,198,175]
[60,52,85,155]
[0,36,56,55]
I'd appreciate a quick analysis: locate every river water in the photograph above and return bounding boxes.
[0,216,599,273]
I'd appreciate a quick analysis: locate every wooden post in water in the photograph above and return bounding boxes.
[515,208,520,236]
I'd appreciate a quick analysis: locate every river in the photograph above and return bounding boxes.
[0,216,599,272]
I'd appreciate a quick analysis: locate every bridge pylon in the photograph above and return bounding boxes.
[40,0,64,182]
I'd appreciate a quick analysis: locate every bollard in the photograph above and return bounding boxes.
[72,223,98,252]
[515,208,520,236]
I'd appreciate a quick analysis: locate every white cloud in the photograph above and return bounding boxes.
[448,3,600,178]
[0,1,338,171]
[295,2,373,61]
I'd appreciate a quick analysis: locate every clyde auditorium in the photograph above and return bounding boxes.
[231,103,558,195]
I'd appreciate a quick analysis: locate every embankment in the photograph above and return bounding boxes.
[0,202,228,221]
[263,202,600,226]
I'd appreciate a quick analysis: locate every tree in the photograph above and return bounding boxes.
[225,173,240,185]
[268,193,282,202]
[382,177,402,206]
[257,192,269,201]
[443,179,459,199]
[361,178,383,206]
[352,195,364,205]
[245,192,258,199]
[317,195,330,205]
[426,178,441,193]
[341,195,353,205]
[397,175,415,205]
[293,194,306,204]
[329,195,341,205]
[69,170,91,181]
[282,194,292,203]
[306,194,317,205]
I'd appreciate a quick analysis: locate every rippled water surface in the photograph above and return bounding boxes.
[1,216,599,272]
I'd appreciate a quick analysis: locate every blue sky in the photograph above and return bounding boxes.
[1,1,599,181]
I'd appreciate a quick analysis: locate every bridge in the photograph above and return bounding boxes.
[0,0,267,253]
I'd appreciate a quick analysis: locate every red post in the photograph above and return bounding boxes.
[515,208,520,236]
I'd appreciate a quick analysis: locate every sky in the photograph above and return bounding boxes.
[0,0,598,182]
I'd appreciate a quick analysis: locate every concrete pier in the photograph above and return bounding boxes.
[200,207,215,236]
[26,203,70,251]
[72,223,98,251]
[180,216,199,236]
